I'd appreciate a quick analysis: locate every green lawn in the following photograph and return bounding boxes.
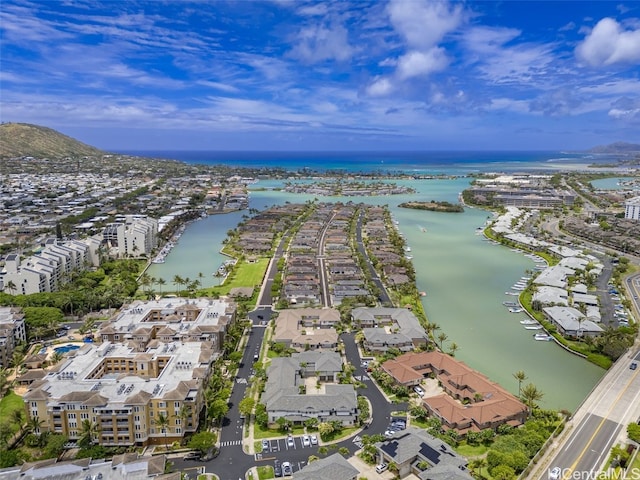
[455,442,489,458]
[208,258,270,296]
[0,391,25,432]
[257,466,275,480]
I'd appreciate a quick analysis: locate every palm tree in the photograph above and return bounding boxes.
[437,332,448,351]
[513,370,527,397]
[27,416,45,436]
[178,404,193,430]
[50,351,64,365]
[157,278,166,295]
[12,410,25,434]
[79,419,99,448]
[5,280,17,296]
[172,275,184,295]
[521,382,544,410]
[154,413,171,449]
[448,342,459,357]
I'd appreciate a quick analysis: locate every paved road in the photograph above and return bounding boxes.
[173,331,406,479]
[538,349,640,480]
[355,210,392,306]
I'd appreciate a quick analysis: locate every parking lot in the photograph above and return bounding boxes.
[260,434,319,454]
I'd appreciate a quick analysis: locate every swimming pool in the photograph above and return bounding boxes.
[53,344,80,354]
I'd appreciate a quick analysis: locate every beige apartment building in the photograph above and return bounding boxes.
[24,340,211,447]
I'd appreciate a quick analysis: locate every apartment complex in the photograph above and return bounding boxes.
[353,307,428,353]
[98,297,236,354]
[103,215,159,258]
[0,237,101,295]
[262,351,358,426]
[0,307,27,368]
[625,196,640,220]
[382,352,527,433]
[23,340,210,447]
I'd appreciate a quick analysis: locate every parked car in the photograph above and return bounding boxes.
[302,434,310,447]
[262,439,270,451]
[376,463,388,474]
[310,434,318,445]
[282,461,293,476]
[274,460,282,477]
[631,362,637,371]
[287,435,294,448]
[413,385,425,397]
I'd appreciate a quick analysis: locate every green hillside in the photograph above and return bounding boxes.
[0,122,105,159]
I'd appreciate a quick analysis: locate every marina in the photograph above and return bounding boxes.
[151,176,605,410]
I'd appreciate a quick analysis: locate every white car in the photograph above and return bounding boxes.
[548,467,562,480]
[376,463,388,474]
[414,385,425,397]
[302,434,310,447]
[310,434,318,445]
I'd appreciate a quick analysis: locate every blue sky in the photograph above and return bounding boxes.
[1,1,639,151]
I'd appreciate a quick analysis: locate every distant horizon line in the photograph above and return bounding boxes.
[112,148,591,153]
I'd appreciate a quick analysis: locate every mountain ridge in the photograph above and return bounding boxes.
[586,141,640,154]
[0,122,105,159]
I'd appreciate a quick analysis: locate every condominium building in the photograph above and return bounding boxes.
[625,196,640,220]
[23,340,211,447]
[0,237,101,295]
[0,307,27,368]
[98,297,236,354]
[103,215,158,258]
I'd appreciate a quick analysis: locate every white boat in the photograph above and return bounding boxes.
[509,308,524,313]
[505,291,519,296]
[512,285,526,291]
[405,246,412,252]
[520,319,537,325]
[534,333,553,341]
[503,301,518,307]
[405,255,413,260]
[524,325,543,330]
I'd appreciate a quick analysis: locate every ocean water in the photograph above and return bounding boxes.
[144,152,606,411]
[120,150,608,175]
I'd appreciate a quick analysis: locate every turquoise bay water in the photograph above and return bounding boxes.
[150,177,604,411]
[591,177,639,190]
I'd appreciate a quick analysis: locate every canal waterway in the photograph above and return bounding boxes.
[150,177,604,411]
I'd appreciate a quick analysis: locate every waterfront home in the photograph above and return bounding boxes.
[375,427,473,480]
[293,453,359,480]
[353,307,428,351]
[382,352,528,433]
[543,306,604,338]
[532,286,569,306]
[262,352,358,426]
[533,265,575,289]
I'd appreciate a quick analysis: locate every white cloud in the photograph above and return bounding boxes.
[387,0,463,49]
[366,77,394,97]
[463,26,555,85]
[576,17,640,66]
[289,23,354,63]
[609,107,640,119]
[396,48,448,79]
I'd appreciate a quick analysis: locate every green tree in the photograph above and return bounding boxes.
[78,419,99,448]
[513,370,527,397]
[187,431,217,454]
[520,383,544,410]
[627,422,640,443]
[154,412,171,450]
[238,397,256,418]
